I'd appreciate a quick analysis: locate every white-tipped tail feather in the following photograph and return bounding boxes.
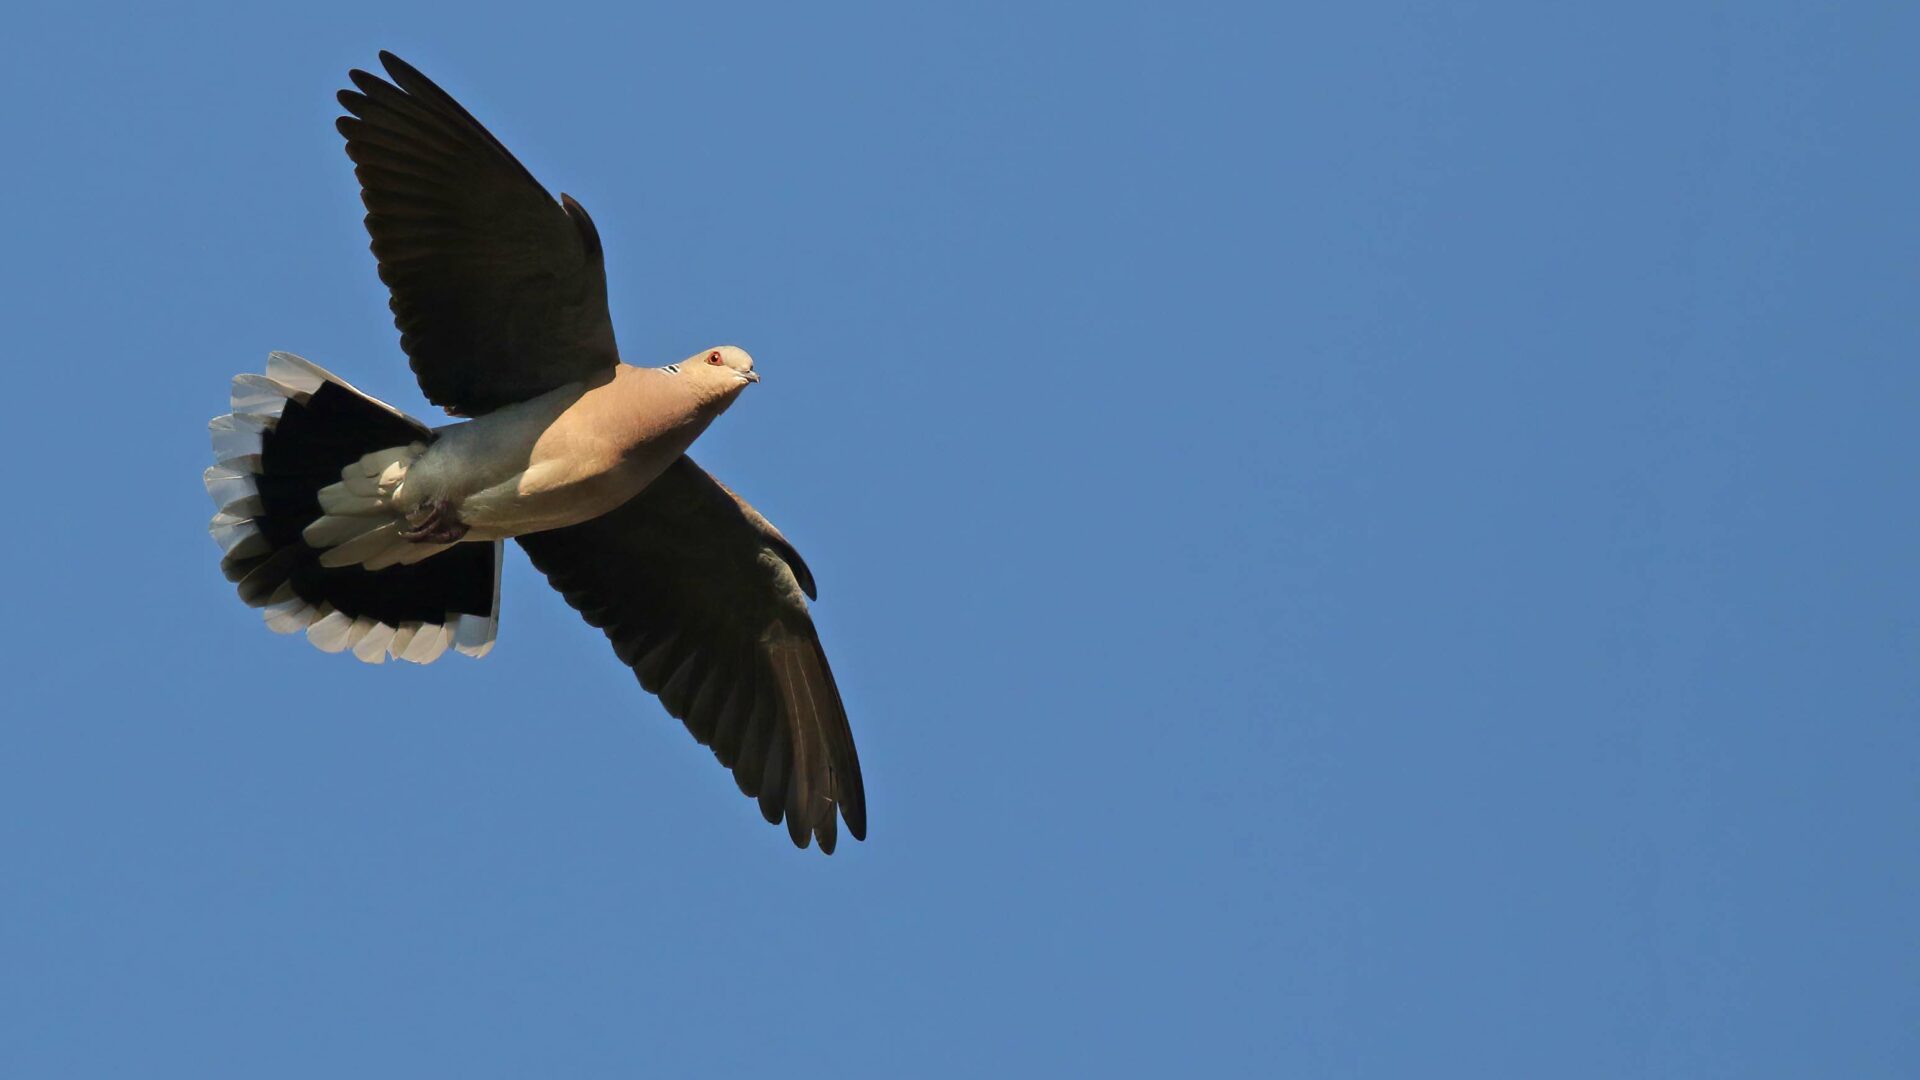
[450,542,502,659]
[206,352,501,666]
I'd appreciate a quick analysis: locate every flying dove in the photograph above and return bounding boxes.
[204,52,866,853]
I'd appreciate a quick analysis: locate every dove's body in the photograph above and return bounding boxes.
[319,361,746,547]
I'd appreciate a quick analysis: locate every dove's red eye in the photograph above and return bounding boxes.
[707,351,723,365]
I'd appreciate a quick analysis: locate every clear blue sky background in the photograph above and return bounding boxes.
[2,2,1915,1076]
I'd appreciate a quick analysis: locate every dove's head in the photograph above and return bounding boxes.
[687,346,758,391]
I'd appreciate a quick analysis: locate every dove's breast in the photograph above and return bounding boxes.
[399,365,732,540]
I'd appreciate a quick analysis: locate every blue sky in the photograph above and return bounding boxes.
[3,2,1917,1076]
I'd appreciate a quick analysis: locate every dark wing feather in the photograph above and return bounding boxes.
[517,456,866,852]
[337,52,618,416]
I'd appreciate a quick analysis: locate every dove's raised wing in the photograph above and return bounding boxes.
[337,52,619,417]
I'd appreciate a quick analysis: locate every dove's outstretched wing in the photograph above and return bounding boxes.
[516,456,867,852]
[337,51,619,417]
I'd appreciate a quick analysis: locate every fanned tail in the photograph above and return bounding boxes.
[205,352,501,663]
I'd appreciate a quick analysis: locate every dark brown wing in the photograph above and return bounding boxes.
[517,456,866,853]
[336,52,618,417]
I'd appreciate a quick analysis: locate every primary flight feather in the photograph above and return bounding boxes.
[203,52,865,853]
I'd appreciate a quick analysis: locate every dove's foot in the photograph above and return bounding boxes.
[398,498,469,544]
